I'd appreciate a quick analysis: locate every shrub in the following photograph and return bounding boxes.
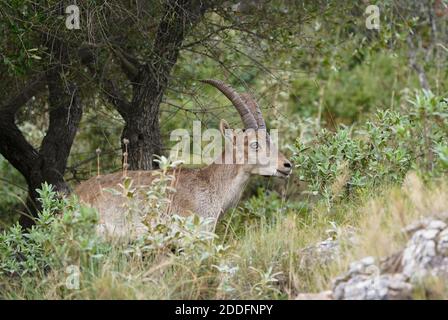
[0,183,107,277]
[218,188,309,238]
[0,161,230,299]
[292,90,448,206]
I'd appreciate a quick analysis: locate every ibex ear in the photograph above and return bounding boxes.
[219,119,232,139]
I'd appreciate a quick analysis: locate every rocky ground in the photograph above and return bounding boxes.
[297,216,448,300]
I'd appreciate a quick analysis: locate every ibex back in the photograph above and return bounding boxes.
[75,80,292,238]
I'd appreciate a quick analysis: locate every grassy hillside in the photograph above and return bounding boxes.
[1,90,447,299]
[1,173,447,299]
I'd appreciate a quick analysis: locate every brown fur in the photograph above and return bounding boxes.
[76,164,250,219]
[75,136,290,238]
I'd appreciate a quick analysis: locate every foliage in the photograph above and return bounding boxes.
[109,156,220,260]
[0,183,105,277]
[0,165,232,298]
[292,90,448,206]
[217,188,309,237]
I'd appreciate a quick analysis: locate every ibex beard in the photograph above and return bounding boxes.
[75,79,292,240]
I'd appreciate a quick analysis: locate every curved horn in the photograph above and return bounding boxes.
[240,93,266,129]
[201,79,258,129]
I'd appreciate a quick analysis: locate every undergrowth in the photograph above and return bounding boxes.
[0,91,447,299]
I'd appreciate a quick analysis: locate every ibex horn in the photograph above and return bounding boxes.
[240,93,266,129]
[201,79,258,129]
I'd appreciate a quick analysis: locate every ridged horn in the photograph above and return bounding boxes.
[240,93,266,129]
[201,79,258,129]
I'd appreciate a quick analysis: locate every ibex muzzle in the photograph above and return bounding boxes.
[75,79,292,238]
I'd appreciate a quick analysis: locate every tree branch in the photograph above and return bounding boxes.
[37,65,83,192]
[78,45,132,118]
[0,74,46,180]
[0,119,39,180]
[102,78,132,118]
[1,73,47,116]
[111,46,140,81]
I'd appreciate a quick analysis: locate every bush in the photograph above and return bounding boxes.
[0,166,231,299]
[217,188,309,238]
[0,183,106,277]
[292,90,448,206]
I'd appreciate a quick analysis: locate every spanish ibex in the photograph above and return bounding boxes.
[75,80,292,237]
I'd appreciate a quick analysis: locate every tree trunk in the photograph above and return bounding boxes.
[120,0,209,170]
[0,41,82,227]
[122,68,164,170]
[121,112,162,171]
[20,77,82,227]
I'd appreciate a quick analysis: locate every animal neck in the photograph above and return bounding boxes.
[200,162,251,217]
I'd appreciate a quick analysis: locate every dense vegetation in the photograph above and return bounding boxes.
[1,1,448,299]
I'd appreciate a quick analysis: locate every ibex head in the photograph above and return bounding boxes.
[202,79,292,178]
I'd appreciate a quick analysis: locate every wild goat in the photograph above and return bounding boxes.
[75,80,292,237]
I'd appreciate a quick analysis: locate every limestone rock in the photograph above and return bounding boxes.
[298,218,448,300]
[332,257,413,300]
[401,219,448,279]
[331,218,448,300]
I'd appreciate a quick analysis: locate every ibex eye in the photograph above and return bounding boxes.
[250,141,260,150]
